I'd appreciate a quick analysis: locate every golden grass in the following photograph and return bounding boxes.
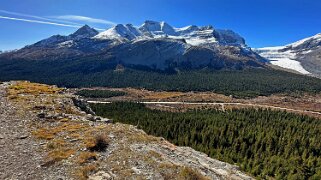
[46,138,68,150]
[74,164,98,180]
[8,81,63,97]
[47,148,76,162]
[77,152,97,165]
[33,122,87,139]
[32,128,56,140]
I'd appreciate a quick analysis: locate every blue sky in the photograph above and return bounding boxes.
[0,0,321,50]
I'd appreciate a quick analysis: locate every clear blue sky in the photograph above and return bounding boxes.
[0,0,321,50]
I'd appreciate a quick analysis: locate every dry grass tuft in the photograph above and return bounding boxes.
[32,128,56,140]
[74,164,98,180]
[46,139,68,150]
[77,152,97,165]
[33,123,87,141]
[47,148,75,163]
[179,167,209,180]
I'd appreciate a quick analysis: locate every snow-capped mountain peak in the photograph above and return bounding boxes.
[94,24,142,41]
[138,20,176,36]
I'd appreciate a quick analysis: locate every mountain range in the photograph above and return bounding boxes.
[0,21,265,70]
[0,20,321,79]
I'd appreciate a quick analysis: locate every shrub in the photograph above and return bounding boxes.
[85,135,109,152]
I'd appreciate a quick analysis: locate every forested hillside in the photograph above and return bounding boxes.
[91,102,321,179]
[1,58,321,97]
[76,89,126,98]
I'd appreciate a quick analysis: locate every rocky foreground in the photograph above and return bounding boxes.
[0,81,252,180]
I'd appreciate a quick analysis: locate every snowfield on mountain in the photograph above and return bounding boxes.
[256,33,321,77]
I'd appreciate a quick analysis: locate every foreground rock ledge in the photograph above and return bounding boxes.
[0,81,253,180]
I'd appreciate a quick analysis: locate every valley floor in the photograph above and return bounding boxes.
[75,87,321,118]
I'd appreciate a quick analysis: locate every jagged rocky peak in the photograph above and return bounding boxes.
[139,20,176,35]
[125,24,142,36]
[216,29,246,45]
[94,23,142,41]
[69,25,99,39]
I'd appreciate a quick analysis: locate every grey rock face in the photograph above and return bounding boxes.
[298,47,321,77]
[106,38,263,70]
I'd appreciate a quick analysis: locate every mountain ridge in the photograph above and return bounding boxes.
[0,20,265,70]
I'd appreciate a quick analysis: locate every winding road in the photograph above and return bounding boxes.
[87,100,321,116]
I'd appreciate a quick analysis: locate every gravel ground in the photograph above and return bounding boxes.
[0,82,65,180]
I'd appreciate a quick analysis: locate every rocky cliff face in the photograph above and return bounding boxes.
[0,81,253,180]
[0,21,265,70]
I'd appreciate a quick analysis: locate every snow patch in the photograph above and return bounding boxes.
[58,40,74,48]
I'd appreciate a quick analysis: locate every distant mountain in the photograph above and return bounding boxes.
[0,21,265,70]
[255,33,321,77]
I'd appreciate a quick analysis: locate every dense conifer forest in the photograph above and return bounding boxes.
[91,102,321,179]
[76,89,126,98]
[1,58,321,97]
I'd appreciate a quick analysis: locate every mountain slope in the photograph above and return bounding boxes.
[255,33,321,76]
